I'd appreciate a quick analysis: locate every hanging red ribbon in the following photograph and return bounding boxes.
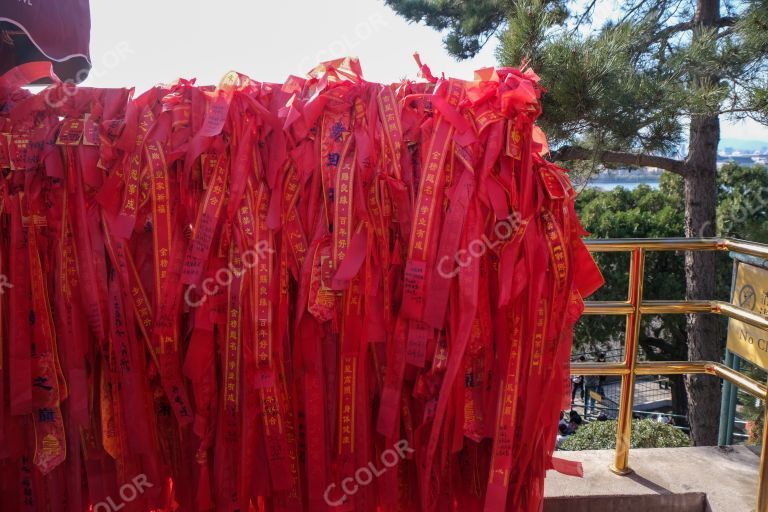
[0,57,603,512]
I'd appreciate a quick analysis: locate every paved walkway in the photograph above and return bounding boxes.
[544,445,760,511]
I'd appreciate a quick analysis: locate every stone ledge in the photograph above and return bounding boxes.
[544,446,760,512]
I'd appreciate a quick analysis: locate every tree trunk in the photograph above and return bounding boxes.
[683,0,722,443]
[684,113,721,445]
[670,375,688,419]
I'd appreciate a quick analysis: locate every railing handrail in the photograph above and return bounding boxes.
[572,236,768,511]
[582,299,768,331]
[582,236,768,260]
[572,361,768,399]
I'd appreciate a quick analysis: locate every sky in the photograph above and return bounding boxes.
[81,0,768,143]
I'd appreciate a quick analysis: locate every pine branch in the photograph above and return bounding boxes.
[571,0,598,34]
[654,15,738,41]
[718,107,755,115]
[550,145,687,176]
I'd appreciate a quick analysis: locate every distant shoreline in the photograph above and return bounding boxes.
[580,157,766,190]
[589,176,660,184]
[584,180,660,190]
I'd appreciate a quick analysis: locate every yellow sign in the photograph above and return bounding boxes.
[727,262,768,369]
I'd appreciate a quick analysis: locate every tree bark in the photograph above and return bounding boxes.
[682,0,722,446]
[683,113,721,445]
[670,375,689,419]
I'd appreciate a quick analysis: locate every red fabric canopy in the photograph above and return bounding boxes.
[0,0,91,83]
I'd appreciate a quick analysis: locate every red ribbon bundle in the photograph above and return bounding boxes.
[0,58,603,511]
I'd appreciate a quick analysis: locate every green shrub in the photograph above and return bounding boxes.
[559,419,691,451]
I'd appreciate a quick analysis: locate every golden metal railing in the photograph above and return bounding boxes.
[572,237,768,511]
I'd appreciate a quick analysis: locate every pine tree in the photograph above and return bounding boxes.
[385,0,768,445]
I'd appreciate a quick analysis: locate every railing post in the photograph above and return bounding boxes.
[725,354,741,444]
[757,401,768,512]
[611,248,645,475]
[718,349,735,445]
[720,258,740,446]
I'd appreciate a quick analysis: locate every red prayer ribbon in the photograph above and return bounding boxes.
[0,57,603,512]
